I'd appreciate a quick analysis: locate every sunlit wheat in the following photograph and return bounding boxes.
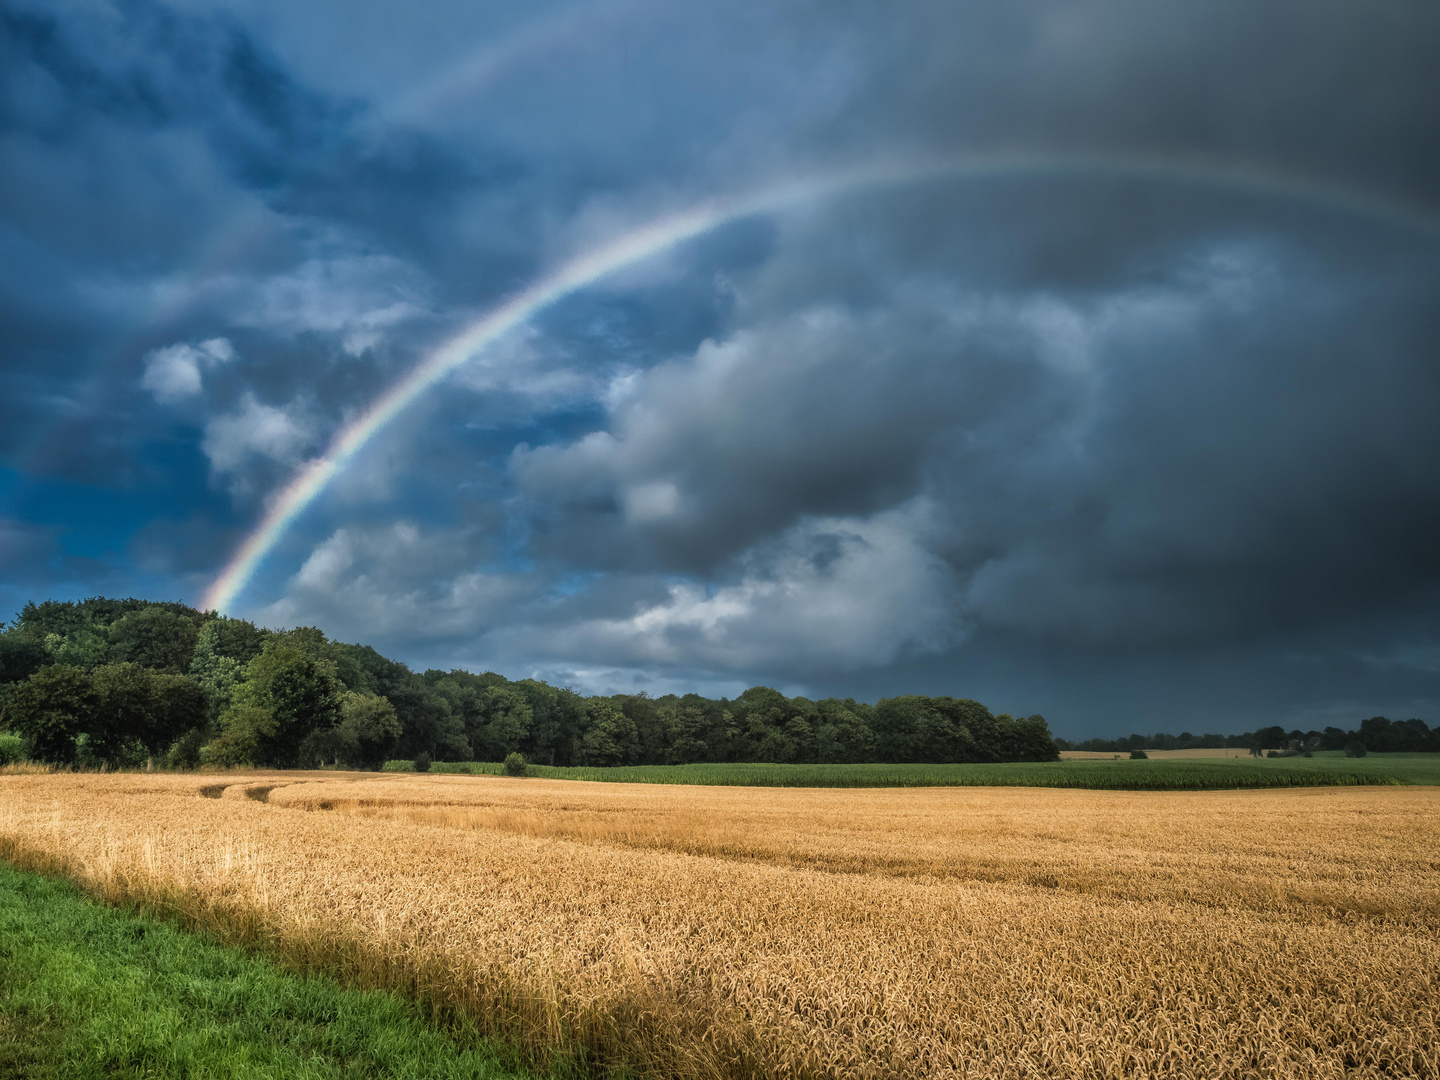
[1,771,1435,1078]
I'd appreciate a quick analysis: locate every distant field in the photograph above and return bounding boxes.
[2,772,1436,1078]
[387,754,1434,788]
[1060,747,1254,759]
[1303,750,1440,784]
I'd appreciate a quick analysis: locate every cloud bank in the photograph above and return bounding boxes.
[2,0,1439,734]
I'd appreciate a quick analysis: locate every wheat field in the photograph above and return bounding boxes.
[1,772,1436,1078]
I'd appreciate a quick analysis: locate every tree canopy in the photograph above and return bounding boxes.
[0,594,1072,769]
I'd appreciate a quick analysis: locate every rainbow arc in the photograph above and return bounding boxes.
[202,151,1440,612]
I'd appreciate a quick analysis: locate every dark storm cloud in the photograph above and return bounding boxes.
[252,0,1440,729]
[510,292,1055,570]
[507,197,1440,643]
[836,0,1440,204]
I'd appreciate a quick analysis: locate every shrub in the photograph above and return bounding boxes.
[0,731,28,765]
[1129,750,1148,760]
[1344,740,1367,758]
[167,728,207,770]
[503,752,527,776]
[202,706,275,768]
[414,751,432,773]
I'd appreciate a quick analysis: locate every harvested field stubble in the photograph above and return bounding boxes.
[1,773,1437,1079]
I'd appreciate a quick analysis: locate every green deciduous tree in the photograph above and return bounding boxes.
[189,618,267,721]
[87,663,155,765]
[43,627,111,668]
[1008,714,1061,761]
[85,665,210,768]
[815,700,877,763]
[661,703,709,764]
[575,699,638,766]
[3,665,98,765]
[108,607,200,672]
[470,685,532,761]
[0,630,49,685]
[308,692,401,769]
[232,645,343,766]
[204,706,277,767]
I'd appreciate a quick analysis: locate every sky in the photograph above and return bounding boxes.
[2,0,1439,737]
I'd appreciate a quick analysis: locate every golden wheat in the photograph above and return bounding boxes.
[1,771,1436,1078]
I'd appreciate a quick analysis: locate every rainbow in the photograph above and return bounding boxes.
[201,150,1440,613]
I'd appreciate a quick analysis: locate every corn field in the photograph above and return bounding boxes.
[1,771,1436,1078]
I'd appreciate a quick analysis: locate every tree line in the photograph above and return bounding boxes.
[1055,718,1440,756]
[0,597,1059,769]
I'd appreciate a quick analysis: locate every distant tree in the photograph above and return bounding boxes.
[1353,716,1435,753]
[15,600,91,638]
[384,672,470,762]
[503,751,527,776]
[3,665,98,765]
[44,626,111,668]
[6,593,1100,770]
[521,682,584,766]
[869,695,924,763]
[0,630,49,684]
[661,702,708,764]
[1010,715,1062,761]
[88,663,158,765]
[928,699,987,762]
[617,693,669,765]
[189,622,244,721]
[814,700,876,763]
[146,672,208,763]
[1344,740,1367,758]
[872,696,1016,763]
[313,691,401,769]
[1130,749,1148,759]
[168,727,207,770]
[108,607,200,672]
[575,699,638,766]
[734,686,802,763]
[700,702,740,763]
[203,706,276,767]
[198,616,270,666]
[470,685,532,761]
[784,698,820,764]
[334,642,413,696]
[232,645,343,766]
[1253,726,1287,752]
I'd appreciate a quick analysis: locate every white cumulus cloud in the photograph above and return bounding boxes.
[201,392,315,481]
[537,500,962,673]
[140,337,234,403]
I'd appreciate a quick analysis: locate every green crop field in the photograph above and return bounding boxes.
[383,754,1439,789]
[1291,750,1440,784]
[0,862,528,1080]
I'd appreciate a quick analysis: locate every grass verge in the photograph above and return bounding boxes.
[384,756,1423,788]
[0,860,529,1080]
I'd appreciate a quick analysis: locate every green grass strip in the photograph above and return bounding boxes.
[0,861,528,1080]
[388,756,1424,789]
